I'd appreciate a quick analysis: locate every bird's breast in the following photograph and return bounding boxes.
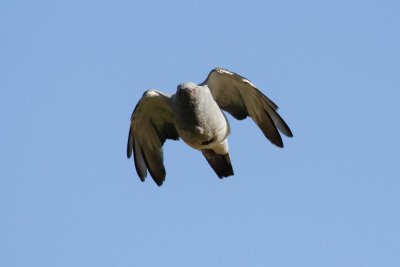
[175,108,229,149]
[172,90,230,148]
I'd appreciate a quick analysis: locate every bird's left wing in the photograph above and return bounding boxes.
[127,90,179,186]
[202,68,293,147]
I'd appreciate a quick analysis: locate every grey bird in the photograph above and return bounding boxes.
[127,68,293,186]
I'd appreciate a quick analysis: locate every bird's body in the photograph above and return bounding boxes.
[127,68,293,186]
[171,83,230,153]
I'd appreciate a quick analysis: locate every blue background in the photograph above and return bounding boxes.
[1,0,399,266]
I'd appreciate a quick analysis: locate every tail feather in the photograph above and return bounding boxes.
[201,149,234,178]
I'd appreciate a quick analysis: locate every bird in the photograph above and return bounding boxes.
[127,68,293,186]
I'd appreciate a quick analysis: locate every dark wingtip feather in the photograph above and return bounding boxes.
[141,148,165,186]
[151,172,165,187]
[275,141,284,148]
[285,127,293,138]
[259,111,284,148]
[277,120,293,138]
[270,109,293,138]
[132,140,146,182]
[155,179,164,187]
[127,126,133,158]
[271,136,284,148]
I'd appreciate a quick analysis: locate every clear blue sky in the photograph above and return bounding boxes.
[1,0,399,266]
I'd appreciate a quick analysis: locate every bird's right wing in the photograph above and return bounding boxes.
[127,90,179,186]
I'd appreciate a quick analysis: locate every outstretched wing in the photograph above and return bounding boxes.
[202,68,293,147]
[127,90,179,186]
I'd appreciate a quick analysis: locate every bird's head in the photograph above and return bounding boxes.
[176,82,199,98]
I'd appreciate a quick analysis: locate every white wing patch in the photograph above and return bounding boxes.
[241,78,256,87]
[216,68,233,75]
[215,68,257,87]
[144,90,159,97]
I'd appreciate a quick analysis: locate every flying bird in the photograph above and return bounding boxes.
[127,68,293,186]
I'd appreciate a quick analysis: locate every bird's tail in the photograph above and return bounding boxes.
[201,149,234,178]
